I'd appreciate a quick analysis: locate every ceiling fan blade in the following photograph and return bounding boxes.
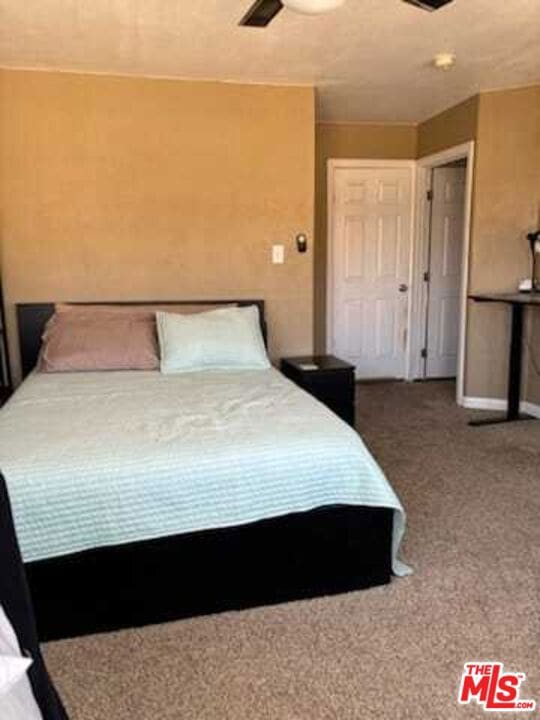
[402,0,454,10]
[240,0,284,26]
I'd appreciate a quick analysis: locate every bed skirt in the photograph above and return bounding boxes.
[25,505,393,641]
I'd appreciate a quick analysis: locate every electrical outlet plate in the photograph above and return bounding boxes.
[272,245,285,264]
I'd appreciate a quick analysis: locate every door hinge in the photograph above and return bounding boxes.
[423,271,430,282]
[426,189,433,202]
[421,348,427,359]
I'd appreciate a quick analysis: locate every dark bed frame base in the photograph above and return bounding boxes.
[26,506,393,641]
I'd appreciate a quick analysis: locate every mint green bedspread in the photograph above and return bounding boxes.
[0,369,409,574]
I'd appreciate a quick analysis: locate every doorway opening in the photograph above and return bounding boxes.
[422,158,467,380]
[412,141,475,405]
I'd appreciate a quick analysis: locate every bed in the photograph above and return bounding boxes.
[0,300,407,641]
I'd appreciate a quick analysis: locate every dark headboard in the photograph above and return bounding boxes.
[16,300,267,379]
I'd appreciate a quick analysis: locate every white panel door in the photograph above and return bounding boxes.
[331,166,412,379]
[425,166,466,378]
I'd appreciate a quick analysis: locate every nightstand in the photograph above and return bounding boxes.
[280,355,355,427]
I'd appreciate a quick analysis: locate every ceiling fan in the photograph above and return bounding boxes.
[240,0,454,27]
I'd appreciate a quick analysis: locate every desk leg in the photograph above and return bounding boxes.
[507,303,523,420]
[469,303,534,427]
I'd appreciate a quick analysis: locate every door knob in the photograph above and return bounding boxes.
[399,283,408,293]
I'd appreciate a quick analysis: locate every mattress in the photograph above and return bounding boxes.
[0,368,409,574]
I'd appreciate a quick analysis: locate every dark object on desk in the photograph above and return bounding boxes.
[468,293,540,426]
[281,355,355,426]
[0,475,70,720]
[527,230,540,292]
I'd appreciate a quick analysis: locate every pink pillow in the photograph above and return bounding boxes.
[40,310,159,372]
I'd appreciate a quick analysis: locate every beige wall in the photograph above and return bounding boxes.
[0,70,315,383]
[1,70,538,405]
[417,95,479,158]
[466,86,540,403]
[314,122,417,351]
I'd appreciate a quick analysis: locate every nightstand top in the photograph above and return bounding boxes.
[281,355,354,372]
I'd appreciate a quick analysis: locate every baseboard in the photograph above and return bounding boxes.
[521,402,540,419]
[462,396,540,419]
[461,397,507,411]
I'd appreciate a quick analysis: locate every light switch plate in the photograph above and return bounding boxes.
[272,244,285,264]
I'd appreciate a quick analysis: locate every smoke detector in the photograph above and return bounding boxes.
[433,52,456,70]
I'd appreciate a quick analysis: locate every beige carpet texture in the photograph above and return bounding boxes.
[44,381,540,719]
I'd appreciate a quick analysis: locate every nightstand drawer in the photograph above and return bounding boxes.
[298,371,354,403]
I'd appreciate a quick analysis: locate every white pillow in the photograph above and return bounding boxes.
[156,305,270,374]
[0,606,42,720]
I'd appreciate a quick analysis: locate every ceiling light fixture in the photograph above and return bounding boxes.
[282,0,346,15]
[433,52,456,70]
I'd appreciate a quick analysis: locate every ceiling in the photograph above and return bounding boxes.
[1,0,539,123]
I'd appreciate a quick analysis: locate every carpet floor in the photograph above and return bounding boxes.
[44,381,540,719]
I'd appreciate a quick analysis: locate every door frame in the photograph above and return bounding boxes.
[326,158,417,379]
[411,141,475,405]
